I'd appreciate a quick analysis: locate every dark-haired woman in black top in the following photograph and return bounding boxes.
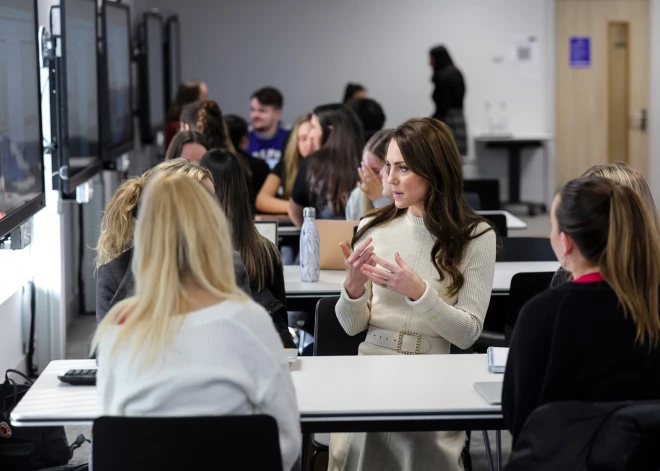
[288,104,364,226]
[503,176,660,444]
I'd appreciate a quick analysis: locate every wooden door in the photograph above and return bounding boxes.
[556,0,649,185]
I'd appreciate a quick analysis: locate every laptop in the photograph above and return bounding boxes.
[474,382,503,405]
[316,220,359,270]
[254,220,279,246]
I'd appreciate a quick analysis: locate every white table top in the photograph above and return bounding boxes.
[474,133,552,142]
[284,261,560,297]
[476,210,527,230]
[11,355,502,427]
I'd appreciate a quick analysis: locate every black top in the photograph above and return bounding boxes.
[431,66,465,120]
[291,154,345,220]
[244,151,270,194]
[249,249,295,349]
[503,280,660,444]
[96,248,252,324]
[270,160,287,200]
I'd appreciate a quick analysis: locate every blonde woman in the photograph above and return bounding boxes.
[92,173,300,471]
[95,159,251,322]
[345,129,395,221]
[256,113,317,214]
[550,161,660,287]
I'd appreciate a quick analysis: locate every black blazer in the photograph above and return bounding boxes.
[96,248,252,323]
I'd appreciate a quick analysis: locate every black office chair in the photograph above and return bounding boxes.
[93,415,283,471]
[464,179,502,210]
[480,213,508,238]
[465,192,482,210]
[504,271,555,342]
[496,237,556,262]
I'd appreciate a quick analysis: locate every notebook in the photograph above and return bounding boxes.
[474,382,503,405]
[487,346,509,373]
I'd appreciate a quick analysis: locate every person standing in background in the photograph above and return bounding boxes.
[343,83,367,104]
[429,45,467,156]
[248,87,289,170]
[164,80,208,149]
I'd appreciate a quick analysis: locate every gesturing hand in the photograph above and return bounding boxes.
[362,252,427,301]
[358,164,385,203]
[339,237,376,299]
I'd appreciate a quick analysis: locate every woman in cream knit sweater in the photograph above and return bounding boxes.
[331,118,497,471]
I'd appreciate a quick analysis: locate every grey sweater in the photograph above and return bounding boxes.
[95,248,252,323]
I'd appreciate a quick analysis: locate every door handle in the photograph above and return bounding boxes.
[641,108,647,132]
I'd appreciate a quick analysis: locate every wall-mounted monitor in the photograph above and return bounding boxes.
[99,0,134,161]
[164,15,181,111]
[138,12,165,144]
[52,0,102,194]
[0,0,46,238]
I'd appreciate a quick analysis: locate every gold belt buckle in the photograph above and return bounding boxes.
[397,330,422,355]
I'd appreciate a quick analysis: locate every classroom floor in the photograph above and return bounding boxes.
[63,212,550,469]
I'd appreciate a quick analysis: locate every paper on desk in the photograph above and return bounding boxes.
[487,347,509,373]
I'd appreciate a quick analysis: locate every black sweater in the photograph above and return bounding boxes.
[503,280,660,444]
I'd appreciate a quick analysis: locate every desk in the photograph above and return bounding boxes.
[477,210,527,231]
[284,261,560,299]
[474,134,551,216]
[11,355,502,433]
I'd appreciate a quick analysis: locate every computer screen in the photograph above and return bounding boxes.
[104,2,133,151]
[166,17,180,106]
[146,15,164,131]
[64,0,99,163]
[0,0,45,236]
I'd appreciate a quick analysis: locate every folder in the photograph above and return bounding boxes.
[487,346,509,373]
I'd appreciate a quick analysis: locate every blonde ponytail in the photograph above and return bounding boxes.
[601,184,660,347]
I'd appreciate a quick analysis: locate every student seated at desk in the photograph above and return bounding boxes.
[503,176,660,444]
[95,159,252,323]
[256,113,316,215]
[345,129,394,221]
[550,161,660,287]
[288,104,364,226]
[201,149,295,349]
[331,118,496,471]
[92,173,300,471]
[163,130,208,162]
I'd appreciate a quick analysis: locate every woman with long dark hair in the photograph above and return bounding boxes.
[164,130,208,162]
[164,80,207,149]
[503,176,660,444]
[288,104,364,226]
[330,118,496,471]
[429,45,467,156]
[200,149,294,348]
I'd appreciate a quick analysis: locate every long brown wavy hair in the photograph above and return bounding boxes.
[557,176,660,347]
[352,118,493,297]
[95,159,213,268]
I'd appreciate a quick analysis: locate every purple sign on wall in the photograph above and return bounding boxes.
[570,37,591,68]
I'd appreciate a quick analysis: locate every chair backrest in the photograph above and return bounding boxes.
[316,220,358,270]
[254,220,278,245]
[464,179,501,210]
[480,213,508,238]
[504,271,556,342]
[314,297,366,356]
[497,237,557,262]
[464,192,481,210]
[93,415,283,471]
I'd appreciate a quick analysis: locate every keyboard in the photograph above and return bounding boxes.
[58,368,97,386]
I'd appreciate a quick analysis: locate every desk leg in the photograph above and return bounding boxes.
[482,431,495,471]
[507,145,522,204]
[300,432,309,471]
[496,430,502,471]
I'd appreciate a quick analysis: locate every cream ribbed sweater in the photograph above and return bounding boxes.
[336,211,496,352]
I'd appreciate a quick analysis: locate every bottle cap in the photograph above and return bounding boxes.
[303,207,316,218]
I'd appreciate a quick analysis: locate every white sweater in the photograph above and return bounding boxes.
[97,300,300,471]
[336,211,496,353]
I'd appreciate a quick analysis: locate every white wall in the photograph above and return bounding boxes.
[144,0,554,203]
[649,0,660,201]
